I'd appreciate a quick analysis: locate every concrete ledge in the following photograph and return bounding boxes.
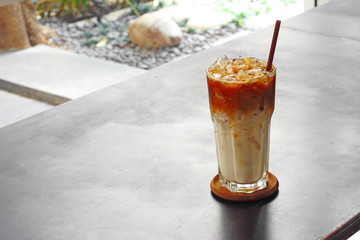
[0,89,52,129]
[0,79,69,105]
[0,45,146,104]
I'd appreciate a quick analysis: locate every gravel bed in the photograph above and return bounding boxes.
[42,12,246,70]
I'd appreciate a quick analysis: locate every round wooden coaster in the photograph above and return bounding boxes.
[210,172,279,202]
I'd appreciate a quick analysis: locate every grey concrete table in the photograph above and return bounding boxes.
[1,0,360,239]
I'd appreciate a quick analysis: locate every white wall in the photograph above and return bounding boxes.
[304,0,331,11]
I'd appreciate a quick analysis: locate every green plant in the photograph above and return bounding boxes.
[187,27,195,34]
[215,0,275,27]
[247,6,259,16]
[231,12,247,27]
[115,26,124,34]
[216,0,246,27]
[36,0,91,18]
[125,0,174,17]
[101,28,109,35]
[84,31,92,38]
[157,0,166,8]
[96,36,107,47]
[265,5,271,13]
[125,0,141,16]
[281,0,297,5]
[85,39,96,45]
[176,18,189,28]
[102,22,109,28]
[134,2,154,15]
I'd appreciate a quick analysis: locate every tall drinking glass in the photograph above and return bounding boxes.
[207,55,276,193]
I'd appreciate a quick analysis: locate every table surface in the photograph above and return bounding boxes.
[1,0,360,239]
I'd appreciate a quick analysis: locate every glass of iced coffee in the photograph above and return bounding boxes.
[207,55,276,193]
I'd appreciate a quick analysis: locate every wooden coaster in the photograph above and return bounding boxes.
[210,172,279,202]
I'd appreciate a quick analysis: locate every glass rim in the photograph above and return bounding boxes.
[206,57,277,81]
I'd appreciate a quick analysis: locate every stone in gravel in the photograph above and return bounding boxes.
[123,48,133,56]
[105,44,113,50]
[183,47,192,54]
[128,11,182,48]
[40,8,246,71]
[118,42,127,48]
[138,62,149,69]
[159,51,168,58]
[105,8,132,21]
[97,52,106,58]
[193,46,203,52]
[195,35,206,42]
[171,47,181,55]
[107,31,120,39]
[91,36,99,42]
[164,56,172,62]
[70,32,80,38]
[108,52,117,59]
[207,29,216,35]
[227,23,238,31]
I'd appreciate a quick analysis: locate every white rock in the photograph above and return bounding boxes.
[105,8,132,21]
[186,10,233,30]
[171,47,181,55]
[128,11,182,48]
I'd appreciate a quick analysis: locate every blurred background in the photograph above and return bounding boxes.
[0,0,329,128]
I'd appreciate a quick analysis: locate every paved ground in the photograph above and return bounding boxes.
[0,45,145,104]
[0,45,146,128]
[0,0,305,129]
[0,89,52,129]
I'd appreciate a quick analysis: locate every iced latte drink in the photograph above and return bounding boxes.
[207,55,276,193]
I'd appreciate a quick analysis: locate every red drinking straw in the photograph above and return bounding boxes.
[266,20,281,71]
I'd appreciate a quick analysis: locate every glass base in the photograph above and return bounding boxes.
[219,172,268,193]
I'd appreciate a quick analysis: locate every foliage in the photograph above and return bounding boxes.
[176,17,189,28]
[34,0,160,19]
[131,0,175,15]
[215,0,247,27]
[215,0,297,27]
[84,31,93,38]
[85,39,96,45]
[280,0,297,5]
[187,27,195,34]
[100,28,109,35]
[36,0,91,18]
[231,12,247,27]
[96,36,107,47]
[125,0,141,16]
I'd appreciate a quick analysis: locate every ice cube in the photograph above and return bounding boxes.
[222,74,236,82]
[213,54,228,69]
[248,68,265,78]
[239,63,251,71]
[244,57,252,67]
[251,59,261,69]
[218,67,227,77]
[235,57,245,65]
[225,62,235,74]
[236,70,251,81]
